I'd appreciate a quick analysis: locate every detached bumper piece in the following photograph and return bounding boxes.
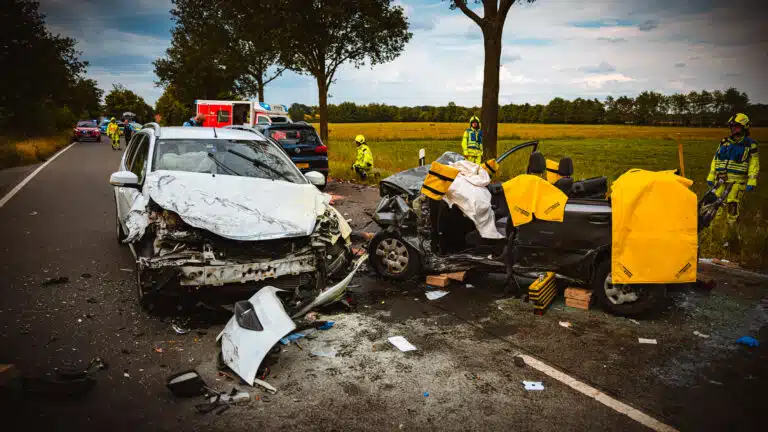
[177,254,315,286]
[529,272,557,315]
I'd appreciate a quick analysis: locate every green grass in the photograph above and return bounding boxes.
[328,138,767,269]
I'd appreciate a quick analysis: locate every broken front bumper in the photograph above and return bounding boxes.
[177,254,316,287]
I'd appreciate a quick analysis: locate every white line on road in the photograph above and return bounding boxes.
[0,142,77,209]
[519,354,679,432]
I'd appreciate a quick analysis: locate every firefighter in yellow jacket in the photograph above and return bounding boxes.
[706,113,760,246]
[461,116,483,164]
[351,134,374,180]
[107,117,121,150]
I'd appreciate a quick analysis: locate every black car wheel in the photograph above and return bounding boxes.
[369,232,422,280]
[592,258,667,317]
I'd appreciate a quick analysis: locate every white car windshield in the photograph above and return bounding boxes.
[153,138,307,183]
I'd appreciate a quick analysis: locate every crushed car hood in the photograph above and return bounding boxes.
[145,170,329,241]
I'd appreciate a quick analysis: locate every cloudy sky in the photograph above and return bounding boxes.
[39,0,768,107]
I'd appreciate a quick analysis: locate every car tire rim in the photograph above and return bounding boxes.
[375,238,409,275]
[603,273,642,305]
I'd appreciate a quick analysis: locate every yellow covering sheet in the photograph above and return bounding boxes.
[611,169,698,284]
[545,159,561,184]
[502,174,569,227]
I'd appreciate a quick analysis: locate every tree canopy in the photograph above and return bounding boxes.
[104,85,154,123]
[0,0,102,136]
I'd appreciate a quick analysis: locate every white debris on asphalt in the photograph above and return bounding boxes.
[119,268,134,273]
[523,381,544,391]
[638,338,658,344]
[388,336,417,352]
[693,331,711,338]
[465,284,475,289]
[629,319,640,325]
[425,290,449,301]
[123,372,130,378]
[310,345,338,358]
[29,211,38,216]
[559,321,572,329]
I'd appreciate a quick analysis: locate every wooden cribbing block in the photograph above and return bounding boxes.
[564,288,592,301]
[442,271,466,282]
[426,275,450,287]
[566,298,591,310]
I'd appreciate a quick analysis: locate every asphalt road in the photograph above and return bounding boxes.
[0,137,765,431]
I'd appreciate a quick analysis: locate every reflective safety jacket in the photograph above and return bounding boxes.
[107,122,119,139]
[353,143,374,172]
[421,161,460,201]
[461,117,483,157]
[707,136,760,187]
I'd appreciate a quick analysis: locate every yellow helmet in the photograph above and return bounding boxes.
[728,113,750,130]
[354,134,366,144]
[110,117,116,122]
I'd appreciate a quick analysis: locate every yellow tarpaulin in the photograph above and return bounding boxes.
[502,174,569,227]
[545,159,561,184]
[611,169,698,284]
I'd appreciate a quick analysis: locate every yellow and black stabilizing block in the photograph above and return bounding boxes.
[420,162,460,201]
[528,272,557,315]
[482,159,499,177]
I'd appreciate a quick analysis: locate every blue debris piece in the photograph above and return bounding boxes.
[736,336,759,347]
[279,333,305,345]
[318,321,335,331]
[423,392,429,397]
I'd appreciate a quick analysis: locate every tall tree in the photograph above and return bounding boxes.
[104,84,154,122]
[155,85,190,126]
[279,0,412,143]
[669,93,690,126]
[449,0,536,159]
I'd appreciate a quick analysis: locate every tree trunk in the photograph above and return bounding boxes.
[317,77,329,144]
[257,74,265,102]
[481,26,502,160]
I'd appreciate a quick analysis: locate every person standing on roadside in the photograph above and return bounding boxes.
[461,115,483,164]
[183,113,206,127]
[123,120,133,143]
[107,117,121,151]
[706,112,760,249]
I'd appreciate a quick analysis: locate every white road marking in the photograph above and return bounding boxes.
[0,142,77,209]
[518,354,679,432]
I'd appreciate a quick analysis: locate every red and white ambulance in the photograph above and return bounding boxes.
[194,100,291,128]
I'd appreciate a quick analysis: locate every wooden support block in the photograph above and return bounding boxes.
[426,275,450,287]
[442,271,466,282]
[565,288,592,301]
[566,297,591,310]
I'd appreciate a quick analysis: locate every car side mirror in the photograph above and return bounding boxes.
[304,171,326,187]
[110,171,140,189]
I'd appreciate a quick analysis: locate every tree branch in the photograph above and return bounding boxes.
[454,0,484,28]
[499,0,517,20]
[263,66,286,86]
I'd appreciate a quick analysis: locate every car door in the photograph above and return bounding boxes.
[513,199,612,282]
[116,134,149,225]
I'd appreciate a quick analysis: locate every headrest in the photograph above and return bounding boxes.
[527,152,546,175]
[558,157,574,177]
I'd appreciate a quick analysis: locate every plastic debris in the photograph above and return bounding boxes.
[171,323,190,335]
[253,378,277,394]
[736,336,759,347]
[210,390,250,404]
[123,372,130,378]
[465,284,475,289]
[693,331,710,338]
[629,319,640,325]
[425,290,449,301]
[318,321,335,330]
[310,345,338,358]
[279,332,306,345]
[388,336,417,352]
[523,381,544,391]
[166,370,207,397]
[41,276,68,286]
[638,338,658,344]
[29,211,38,216]
[558,321,572,328]
[119,268,134,272]
[423,392,429,397]
[305,312,319,321]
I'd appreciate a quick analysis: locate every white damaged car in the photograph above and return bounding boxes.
[109,123,365,314]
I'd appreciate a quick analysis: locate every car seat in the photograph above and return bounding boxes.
[526,152,546,176]
[571,176,608,199]
[553,157,574,195]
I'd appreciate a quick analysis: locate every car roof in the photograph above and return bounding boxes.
[263,122,315,131]
[145,126,267,141]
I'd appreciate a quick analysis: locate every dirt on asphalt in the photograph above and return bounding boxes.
[1,157,766,431]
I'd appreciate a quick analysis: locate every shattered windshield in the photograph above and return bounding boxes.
[152,138,307,184]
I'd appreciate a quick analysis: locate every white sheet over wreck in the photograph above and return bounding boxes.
[125,170,329,242]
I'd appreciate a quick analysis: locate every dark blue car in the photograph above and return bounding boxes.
[260,122,329,184]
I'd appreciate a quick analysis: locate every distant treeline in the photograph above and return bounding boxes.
[288,87,767,127]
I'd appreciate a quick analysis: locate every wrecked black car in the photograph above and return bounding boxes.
[368,141,708,316]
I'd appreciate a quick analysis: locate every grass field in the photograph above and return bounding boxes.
[0,134,71,169]
[321,123,767,269]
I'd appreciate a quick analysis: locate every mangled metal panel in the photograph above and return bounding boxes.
[177,254,316,286]
[126,170,329,242]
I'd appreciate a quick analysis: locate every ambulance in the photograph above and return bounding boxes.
[194,100,291,128]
